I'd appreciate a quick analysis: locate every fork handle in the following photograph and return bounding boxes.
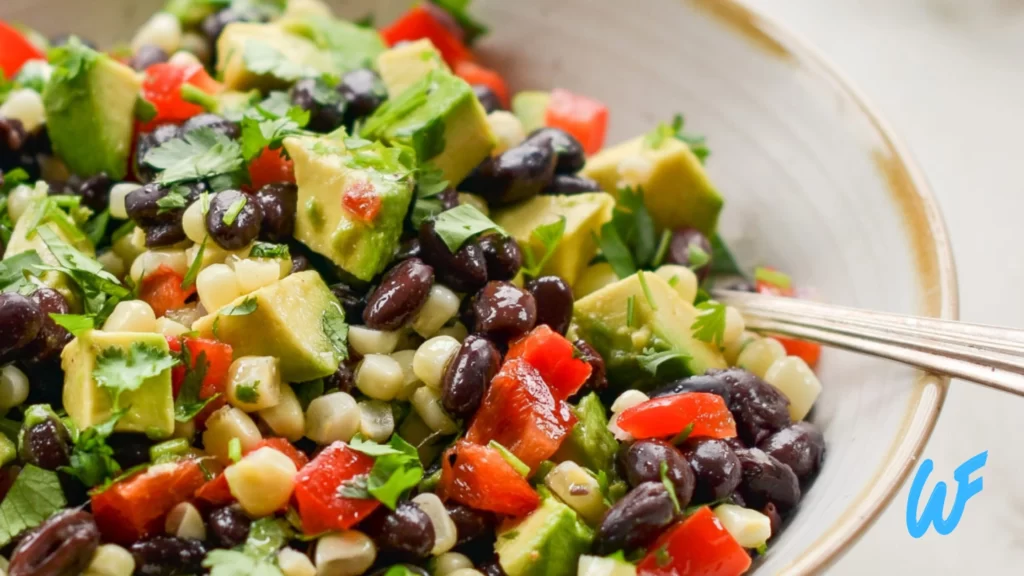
[714,290,1024,398]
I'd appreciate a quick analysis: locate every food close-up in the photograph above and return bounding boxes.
[0,1,838,575]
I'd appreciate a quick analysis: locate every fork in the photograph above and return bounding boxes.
[713,289,1024,397]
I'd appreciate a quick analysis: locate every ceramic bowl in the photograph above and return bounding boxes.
[2,0,958,572]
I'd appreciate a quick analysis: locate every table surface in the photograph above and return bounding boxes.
[747,0,1024,572]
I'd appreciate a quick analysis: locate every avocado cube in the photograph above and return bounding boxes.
[377,39,449,98]
[581,135,723,237]
[572,272,727,393]
[216,22,335,91]
[492,193,615,286]
[192,271,346,382]
[361,69,495,185]
[43,42,141,180]
[285,134,415,281]
[496,497,594,576]
[578,555,637,576]
[512,91,551,134]
[62,331,175,438]
[553,392,619,475]
[280,16,387,73]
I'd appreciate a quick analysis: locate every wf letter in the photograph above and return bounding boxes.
[905,450,987,538]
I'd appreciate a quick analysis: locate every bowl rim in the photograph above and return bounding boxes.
[688,0,960,572]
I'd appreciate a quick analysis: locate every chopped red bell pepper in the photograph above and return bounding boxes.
[505,325,592,401]
[140,62,222,130]
[168,337,233,426]
[195,439,309,508]
[465,358,576,472]
[755,270,822,368]
[138,265,196,318]
[380,5,471,67]
[342,180,382,222]
[0,21,45,77]
[638,507,752,576]
[544,88,609,155]
[454,60,509,108]
[252,437,310,469]
[247,147,296,191]
[293,442,380,534]
[438,441,540,517]
[91,459,206,544]
[165,335,185,395]
[617,392,737,440]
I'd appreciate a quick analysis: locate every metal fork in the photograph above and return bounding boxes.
[713,289,1024,397]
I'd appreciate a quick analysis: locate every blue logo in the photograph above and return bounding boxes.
[905,450,987,538]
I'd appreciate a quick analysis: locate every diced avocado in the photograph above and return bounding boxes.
[512,91,551,133]
[164,0,220,26]
[62,330,175,438]
[377,39,449,97]
[578,555,638,576]
[554,392,619,475]
[281,16,387,73]
[572,272,727,392]
[213,89,261,119]
[581,135,723,237]
[43,41,141,180]
[192,271,346,382]
[216,22,335,91]
[361,69,495,185]
[496,496,594,576]
[283,0,335,19]
[492,193,614,286]
[284,133,415,281]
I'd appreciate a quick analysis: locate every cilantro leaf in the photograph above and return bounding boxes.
[175,348,219,423]
[322,300,349,361]
[244,517,292,561]
[82,209,110,247]
[235,382,260,404]
[293,379,324,411]
[222,196,247,226]
[239,105,309,161]
[243,40,319,82]
[645,114,710,163]
[410,163,450,228]
[687,243,711,270]
[222,296,259,316]
[36,226,129,316]
[156,186,191,214]
[337,473,371,499]
[521,216,565,278]
[637,348,689,377]
[710,233,744,277]
[691,300,727,347]
[203,550,283,576]
[144,127,245,186]
[49,313,94,335]
[93,342,179,408]
[594,222,636,279]
[0,464,67,546]
[181,237,206,290]
[428,0,489,44]
[249,242,290,259]
[660,461,681,513]
[346,434,424,509]
[614,187,657,267]
[61,410,125,487]
[0,250,43,294]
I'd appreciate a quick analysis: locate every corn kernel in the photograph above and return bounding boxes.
[196,263,242,313]
[225,447,298,517]
[722,306,746,349]
[132,12,182,54]
[83,544,135,576]
[108,183,140,220]
[7,183,45,223]
[259,384,306,441]
[305,391,360,444]
[98,251,126,278]
[130,249,189,284]
[610,390,649,414]
[155,317,189,338]
[165,502,206,540]
[413,336,460,389]
[390,349,423,401]
[348,326,401,356]
[278,547,316,576]
[182,201,206,244]
[737,337,786,377]
[412,492,457,555]
[355,354,405,401]
[113,227,147,267]
[577,555,636,576]
[654,264,698,304]
[544,461,607,524]
[713,504,772,548]
[723,331,758,366]
[202,406,262,464]
[315,531,376,576]
[0,89,45,132]
[232,258,282,294]
[0,365,30,411]
[433,552,474,576]
[487,111,526,156]
[411,285,460,338]
[436,322,468,343]
[764,356,822,421]
[448,570,486,576]
[358,400,395,443]
[103,300,157,333]
[411,386,457,434]
[227,356,282,412]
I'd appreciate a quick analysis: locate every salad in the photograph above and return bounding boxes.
[0,1,827,575]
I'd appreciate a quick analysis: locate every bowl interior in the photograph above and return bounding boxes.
[1,0,955,573]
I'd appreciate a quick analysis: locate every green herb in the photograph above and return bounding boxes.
[660,461,681,513]
[0,464,67,546]
[626,295,636,328]
[144,127,245,186]
[754,266,791,291]
[686,243,710,270]
[223,296,259,317]
[61,410,125,487]
[429,203,506,253]
[180,83,218,111]
[181,237,206,290]
[359,72,431,139]
[244,517,292,561]
[0,250,43,294]
[655,544,672,567]
[222,196,247,226]
[691,300,727,347]
[428,0,489,44]
[156,186,191,214]
[228,437,242,463]
[710,233,744,277]
[203,549,284,576]
[337,473,370,499]
[593,223,636,279]
[410,163,450,228]
[616,187,658,266]
[501,530,520,540]
[488,440,530,477]
[49,313,94,335]
[645,114,709,163]
[321,301,349,361]
[82,209,110,247]
[384,566,423,576]
[637,270,657,310]
[694,287,711,305]
[235,382,260,404]
[652,229,672,268]
[175,348,219,423]
[134,95,158,122]
[239,103,310,161]
[668,275,680,287]
[249,241,290,259]
[670,422,695,445]
[111,220,136,243]
[756,543,768,556]
[243,40,319,82]
[637,349,688,377]
[522,216,566,278]
[347,434,424,509]
[92,342,179,408]
[293,379,324,411]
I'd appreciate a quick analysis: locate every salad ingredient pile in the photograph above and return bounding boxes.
[0,2,827,575]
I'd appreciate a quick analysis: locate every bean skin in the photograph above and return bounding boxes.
[131,44,169,71]
[472,85,503,113]
[445,501,497,546]
[758,421,825,481]
[254,182,298,242]
[339,68,387,124]
[680,438,742,504]
[542,173,602,195]
[291,78,345,134]
[206,189,263,250]
[442,335,501,419]
[394,237,422,262]
[716,368,792,446]
[208,506,251,548]
[330,282,369,322]
[665,228,713,282]
[76,172,112,212]
[363,258,435,330]
[0,292,43,362]
[8,510,99,576]
[325,362,356,394]
[524,127,586,174]
[594,482,677,554]
[419,220,488,293]
[622,440,695,509]
[290,251,311,273]
[20,419,71,471]
[20,287,72,363]
[461,142,557,207]
[130,536,207,576]
[106,433,153,470]
[180,113,241,140]
[135,124,181,182]
[471,281,537,341]
[573,339,608,395]
[477,233,522,281]
[524,276,573,335]
[360,501,435,559]
[735,447,801,511]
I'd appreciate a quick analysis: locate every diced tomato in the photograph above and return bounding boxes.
[381,5,471,67]
[454,60,509,108]
[637,507,751,576]
[544,88,609,155]
[505,325,592,401]
[196,439,309,508]
[293,442,380,535]
[140,62,222,130]
[465,359,576,472]
[247,147,295,191]
[438,441,540,517]
[617,392,737,440]
[0,22,45,77]
[139,265,196,318]
[755,272,821,368]
[342,180,382,222]
[165,335,186,395]
[171,337,233,426]
[91,459,206,544]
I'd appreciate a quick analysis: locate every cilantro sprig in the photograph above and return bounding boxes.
[645,113,710,163]
[92,342,179,408]
[521,216,565,278]
[343,434,424,509]
[0,464,66,546]
[144,127,245,188]
[431,204,507,253]
[691,300,727,347]
[594,187,665,279]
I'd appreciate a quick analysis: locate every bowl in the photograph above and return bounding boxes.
[2,0,958,572]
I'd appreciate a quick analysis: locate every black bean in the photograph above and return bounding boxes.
[290,79,345,134]
[20,419,71,471]
[145,221,188,247]
[762,502,783,537]
[445,501,496,546]
[206,189,263,250]
[525,127,586,175]
[363,258,435,330]
[442,335,501,419]
[735,447,801,511]
[573,339,608,395]
[325,362,356,394]
[201,8,262,55]
[330,282,368,321]
[0,292,43,361]
[471,281,537,341]
[254,182,298,242]
[394,237,422,262]
[419,220,488,293]
[716,368,792,446]
[460,142,557,207]
[339,68,387,124]
[0,465,20,501]
[651,372,733,400]
[131,44,169,71]
[666,228,713,282]
[0,118,28,172]
[135,124,181,182]
[73,172,112,213]
[594,482,677,554]
[758,421,825,482]
[131,536,207,576]
[478,233,522,281]
[472,84,503,113]
[106,433,153,469]
[290,251,311,274]
[622,440,695,509]
[50,34,97,49]
[19,287,71,364]
[542,173,602,195]
[207,506,251,548]
[438,187,461,211]
[180,113,241,140]
[360,501,435,559]
[680,438,742,504]
[478,559,507,576]
[524,276,572,335]
[9,509,99,576]
[125,181,200,225]
[45,179,76,196]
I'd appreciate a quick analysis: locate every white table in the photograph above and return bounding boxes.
[748,0,1024,572]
